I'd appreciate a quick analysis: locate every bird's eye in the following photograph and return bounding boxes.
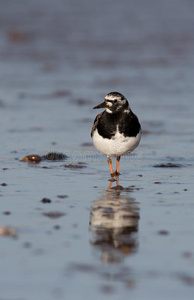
[113,99,117,103]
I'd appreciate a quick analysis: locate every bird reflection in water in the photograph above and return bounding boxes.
[90,178,140,264]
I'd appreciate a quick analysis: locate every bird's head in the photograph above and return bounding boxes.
[93,92,130,114]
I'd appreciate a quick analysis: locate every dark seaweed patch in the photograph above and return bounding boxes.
[44,152,67,161]
[154,163,183,168]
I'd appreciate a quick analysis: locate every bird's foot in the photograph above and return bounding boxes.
[110,171,120,177]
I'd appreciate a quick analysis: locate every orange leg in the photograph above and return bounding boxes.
[107,157,114,176]
[115,156,120,176]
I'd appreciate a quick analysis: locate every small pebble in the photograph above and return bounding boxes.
[3,211,11,215]
[100,285,115,294]
[158,230,169,235]
[53,225,61,230]
[41,198,52,203]
[21,155,41,163]
[23,242,32,248]
[179,274,194,286]
[182,251,192,259]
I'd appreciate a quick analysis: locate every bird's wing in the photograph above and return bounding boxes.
[91,111,104,137]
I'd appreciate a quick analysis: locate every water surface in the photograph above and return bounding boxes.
[0,0,194,299]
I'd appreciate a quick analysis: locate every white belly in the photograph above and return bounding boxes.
[92,129,141,157]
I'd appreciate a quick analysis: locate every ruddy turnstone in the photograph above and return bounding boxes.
[91,92,141,176]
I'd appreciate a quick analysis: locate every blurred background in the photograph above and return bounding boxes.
[1,0,194,101]
[1,0,193,153]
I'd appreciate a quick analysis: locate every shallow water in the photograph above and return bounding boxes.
[0,0,194,299]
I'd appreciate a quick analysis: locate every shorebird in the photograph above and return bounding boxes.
[91,92,141,176]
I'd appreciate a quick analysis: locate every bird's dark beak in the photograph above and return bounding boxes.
[93,101,106,109]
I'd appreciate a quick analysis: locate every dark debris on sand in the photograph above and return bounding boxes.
[42,212,66,218]
[21,152,67,163]
[153,163,184,168]
[64,163,87,169]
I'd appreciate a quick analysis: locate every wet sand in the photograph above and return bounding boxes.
[0,0,194,299]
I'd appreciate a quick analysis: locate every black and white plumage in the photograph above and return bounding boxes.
[91,92,141,176]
